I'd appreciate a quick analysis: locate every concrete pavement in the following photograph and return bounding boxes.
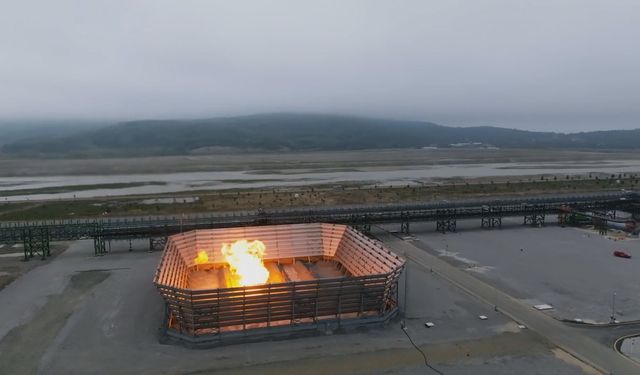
[0,238,595,375]
[377,231,640,375]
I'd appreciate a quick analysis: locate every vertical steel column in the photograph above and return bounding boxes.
[267,285,272,328]
[291,282,297,326]
[400,221,410,234]
[481,206,502,229]
[22,227,50,261]
[93,222,106,256]
[22,228,30,261]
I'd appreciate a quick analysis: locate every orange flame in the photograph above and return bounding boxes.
[221,239,269,287]
[194,250,209,265]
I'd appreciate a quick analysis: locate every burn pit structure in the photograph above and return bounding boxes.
[154,223,405,344]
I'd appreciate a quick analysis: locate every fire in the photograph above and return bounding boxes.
[194,250,209,265]
[221,239,269,287]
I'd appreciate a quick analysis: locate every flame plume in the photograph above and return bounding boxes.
[221,240,270,287]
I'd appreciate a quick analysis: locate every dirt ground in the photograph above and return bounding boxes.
[185,331,567,375]
[0,270,110,375]
[0,242,71,290]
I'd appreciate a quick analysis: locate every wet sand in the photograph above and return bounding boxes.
[2,148,640,177]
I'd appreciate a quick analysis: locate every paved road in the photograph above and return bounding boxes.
[378,231,640,375]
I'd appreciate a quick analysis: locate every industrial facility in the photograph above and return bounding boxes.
[1,191,640,374]
[154,223,404,343]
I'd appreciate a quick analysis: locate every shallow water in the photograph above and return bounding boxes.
[1,160,639,202]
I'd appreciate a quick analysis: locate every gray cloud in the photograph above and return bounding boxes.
[1,0,639,131]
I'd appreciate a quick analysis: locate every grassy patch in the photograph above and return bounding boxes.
[0,176,637,221]
[0,201,107,221]
[0,182,166,197]
[218,179,287,184]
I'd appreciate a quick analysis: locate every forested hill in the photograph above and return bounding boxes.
[2,113,640,156]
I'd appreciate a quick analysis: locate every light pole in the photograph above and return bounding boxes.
[610,291,617,323]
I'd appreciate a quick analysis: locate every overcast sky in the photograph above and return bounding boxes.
[1,1,639,132]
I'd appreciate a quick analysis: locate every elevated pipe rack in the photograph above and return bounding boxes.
[1,190,638,258]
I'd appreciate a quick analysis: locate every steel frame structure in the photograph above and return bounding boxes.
[480,205,503,229]
[153,223,404,343]
[523,203,546,226]
[22,227,50,261]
